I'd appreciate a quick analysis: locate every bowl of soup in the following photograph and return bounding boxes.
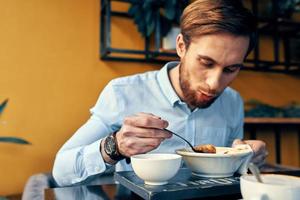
[176,145,253,177]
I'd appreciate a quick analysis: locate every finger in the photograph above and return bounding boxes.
[122,126,172,139]
[124,115,168,129]
[252,153,266,163]
[232,139,246,147]
[251,151,268,165]
[254,158,266,168]
[245,140,266,156]
[251,155,267,167]
[134,137,165,148]
[119,137,164,156]
[138,112,161,119]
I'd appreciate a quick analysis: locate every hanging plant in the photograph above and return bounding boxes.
[128,0,189,37]
[262,0,300,18]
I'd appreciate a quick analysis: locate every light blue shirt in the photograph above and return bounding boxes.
[52,61,244,186]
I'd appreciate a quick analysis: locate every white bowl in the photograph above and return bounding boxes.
[240,174,300,200]
[131,153,182,185]
[176,146,252,178]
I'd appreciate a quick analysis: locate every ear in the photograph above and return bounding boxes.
[176,33,187,58]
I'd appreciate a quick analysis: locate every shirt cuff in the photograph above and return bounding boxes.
[83,139,107,177]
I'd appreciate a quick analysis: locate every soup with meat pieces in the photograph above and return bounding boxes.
[193,144,216,153]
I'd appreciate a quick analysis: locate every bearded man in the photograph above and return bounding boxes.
[53,0,267,186]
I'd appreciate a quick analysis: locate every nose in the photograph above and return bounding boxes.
[205,68,223,93]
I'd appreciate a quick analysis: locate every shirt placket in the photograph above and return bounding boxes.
[186,112,196,147]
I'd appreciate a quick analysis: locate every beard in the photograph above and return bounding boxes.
[179,63,220,109]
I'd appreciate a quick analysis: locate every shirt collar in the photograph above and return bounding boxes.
[157,61,181,107]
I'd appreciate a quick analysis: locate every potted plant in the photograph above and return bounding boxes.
[0,99,30,144]
[245,99,300,118]
[127,0,189,38]
[260,0,300,18]
[277,0,300,17]
[0,99,30,199]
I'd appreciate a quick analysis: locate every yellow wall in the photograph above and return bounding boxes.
[0,0,299,196]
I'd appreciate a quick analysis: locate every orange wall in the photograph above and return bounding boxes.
[233,70,300,106]
[0,0,158,195]
[0,0,299,196]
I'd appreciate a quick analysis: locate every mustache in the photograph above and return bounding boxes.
[196,85,218,97]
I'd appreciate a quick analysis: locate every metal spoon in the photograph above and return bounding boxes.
[248,162,263,183]
[164,128,201,153]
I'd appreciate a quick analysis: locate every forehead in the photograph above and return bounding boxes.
[188,33,249,65]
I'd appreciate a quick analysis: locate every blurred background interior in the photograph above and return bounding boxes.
[0,0,300,198]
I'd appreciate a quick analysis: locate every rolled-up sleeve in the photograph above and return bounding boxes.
[52,81,122,186]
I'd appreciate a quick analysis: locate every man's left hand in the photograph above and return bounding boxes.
[232,139,268,167]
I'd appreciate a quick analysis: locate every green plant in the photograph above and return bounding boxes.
[128,0,189,37]
[245,99,300,118]
[262,0,300,18]
[0,99,30,144]
[277,0,300,16]
[0,99,29,199]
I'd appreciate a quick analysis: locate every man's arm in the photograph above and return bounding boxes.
[52,81,172,187]
[52,116,115,186]
[52,82,122,186]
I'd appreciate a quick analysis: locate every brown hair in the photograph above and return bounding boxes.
[180,0,257,55]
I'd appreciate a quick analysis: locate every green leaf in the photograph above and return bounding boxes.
[128,4,139,16]
[163,0,176,20]
[145,9,153,23]
[0,99,8,114]
[133,9,142,24]
[146,18,155,37]
[0,137,31,144]
[145,10,155,37]
[143,0,154,10]
[128,3,148,37]
[137,23,146,37]
[128,0,187,37]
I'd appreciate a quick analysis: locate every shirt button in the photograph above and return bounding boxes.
[94,166,101,171]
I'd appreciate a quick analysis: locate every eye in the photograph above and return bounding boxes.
[223,66,240,74]
[200,59,214,68]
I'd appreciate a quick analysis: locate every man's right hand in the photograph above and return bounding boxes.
[116,112,172,157]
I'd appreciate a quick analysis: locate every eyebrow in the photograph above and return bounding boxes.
[197,54,244,69]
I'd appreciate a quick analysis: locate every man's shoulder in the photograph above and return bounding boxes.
[213,87,243,126]
[216,87,243,112]
[109,70,159,87]
[221,87,242,102]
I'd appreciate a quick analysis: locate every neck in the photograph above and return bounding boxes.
[168,64,184,101]
[168,64,196,110]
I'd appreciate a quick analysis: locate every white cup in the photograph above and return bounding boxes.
[240,174,300,200]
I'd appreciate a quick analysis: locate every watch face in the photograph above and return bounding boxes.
[105,135,116,155]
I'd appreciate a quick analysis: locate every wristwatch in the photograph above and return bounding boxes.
[104,132,125,161]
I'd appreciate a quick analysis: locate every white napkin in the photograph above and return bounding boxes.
[235,144,254,174]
